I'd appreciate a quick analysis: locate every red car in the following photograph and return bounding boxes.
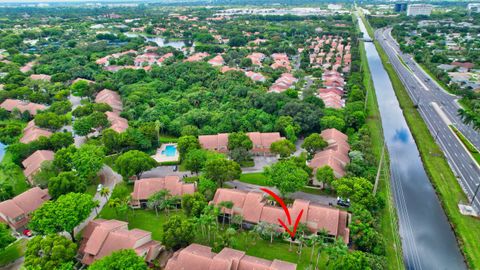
[23,229,32,237]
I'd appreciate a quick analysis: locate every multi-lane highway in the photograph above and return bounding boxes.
[376,27,480,212]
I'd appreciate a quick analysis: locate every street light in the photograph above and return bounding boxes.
[471,183,480,206]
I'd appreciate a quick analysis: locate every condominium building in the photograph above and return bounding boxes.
[407,4,433,16]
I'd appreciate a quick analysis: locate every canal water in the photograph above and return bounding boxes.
[357,17,466,270]
[0,142,4,162]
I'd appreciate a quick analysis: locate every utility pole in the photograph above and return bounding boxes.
[373,142,386,195]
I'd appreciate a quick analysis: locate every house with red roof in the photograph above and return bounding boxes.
[308,128,350,180]
[211,188,350,243]
[198,132,285,156]
[269,73,297,93]
[246,52,265,66]
[130,176,195,208]
[0,99,47,116]
[30,74,51,82]
[79,219,162,265]
[105,111,128,133]
[20,120,53,144]
[95,89,123,113]
[185,52,210,62]
[0,187,50,230]
[244,71,266,82]
[208,54,225,66]
[22,150,54,184]
[166,244,296,270]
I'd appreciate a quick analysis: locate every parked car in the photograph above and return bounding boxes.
[23,229,32,237]
[173,165,178,172]
[337,197,351,208]
[97,184,103,192]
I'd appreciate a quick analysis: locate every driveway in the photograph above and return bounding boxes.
[241,156,278,173]
[226,180,337,206]
[68,94,82,110]
[73,165,122,236]
[141,165,190,179]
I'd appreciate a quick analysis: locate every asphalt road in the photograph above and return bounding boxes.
[375,28,480,212]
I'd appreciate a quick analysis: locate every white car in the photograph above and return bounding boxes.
[97,184,103,192]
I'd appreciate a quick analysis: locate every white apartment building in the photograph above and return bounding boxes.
[407,4,433,16]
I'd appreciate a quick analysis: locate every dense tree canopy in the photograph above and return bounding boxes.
[115,150,157,180]
[29,193,97,242]
[89,249,147,270]
[24,234,77,270]
[264,159,309,197]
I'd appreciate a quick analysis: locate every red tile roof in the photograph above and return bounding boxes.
[0,187,50,230]
[165,244,297,270]
[130,176,195,207]
[22,150,54,179]
[208,54,225,66]
[20,120,53,144]
[198,132,284,154]
[211,189,350,243]
[0,99,47,116]
[30,74,51,81]
[79,219,162,265]
[308,128,350,178]
[95,89,123,113]
[105,111,128,133]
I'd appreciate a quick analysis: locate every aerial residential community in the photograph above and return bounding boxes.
[0,1,478,270]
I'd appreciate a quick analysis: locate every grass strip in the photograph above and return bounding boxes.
[0,238,28,267]
[450,125,480,165]
[364,16,480,269]
[0,151,29,195]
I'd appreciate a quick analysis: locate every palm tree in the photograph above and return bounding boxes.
[283,232,294,252]
[231,214,243,230]
[315,229,329,270]
[248,229,260,248]
[325,238,348,268]
[218,201,234,228]
[100,187,110,200]
[255,222,279,245]
[147,189,171,216]
[108,197,122,217]
[154,120,164,143]
[225,228,236,247]
[307,235,320,266]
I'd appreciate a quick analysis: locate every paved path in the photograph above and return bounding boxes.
[0,257,24,270]
[226,180,337,206]
[73,165,122,236]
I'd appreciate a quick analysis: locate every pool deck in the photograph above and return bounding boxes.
[151,143,179,163]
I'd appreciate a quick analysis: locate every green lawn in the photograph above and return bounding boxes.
[0,151,29,195]
[239,172,268,186]
[358,26,405,270]
[367,17,480,269]
[0,238,28,267]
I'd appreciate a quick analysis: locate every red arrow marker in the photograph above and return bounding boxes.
[260,188,303,239]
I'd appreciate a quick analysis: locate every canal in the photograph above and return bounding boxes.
[357,17,467,270]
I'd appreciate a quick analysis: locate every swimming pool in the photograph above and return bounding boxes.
[161,145,177,157]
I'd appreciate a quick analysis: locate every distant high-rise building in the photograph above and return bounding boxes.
[467,3,480,14]
[394,3,407,12]
[407,4,433,16]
